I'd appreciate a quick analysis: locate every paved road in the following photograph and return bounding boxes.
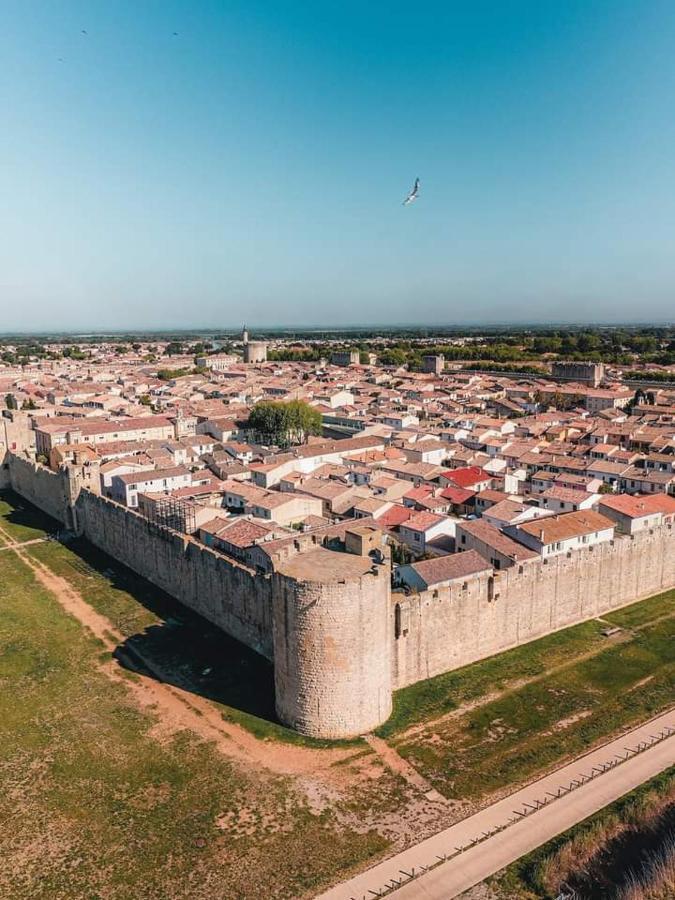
[317,710,675,900]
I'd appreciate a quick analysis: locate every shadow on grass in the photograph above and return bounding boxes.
[0,489,62,537]
[69,537,282,725]
[565,803,675,898]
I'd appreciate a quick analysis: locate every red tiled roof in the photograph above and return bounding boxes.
[408,550,492,587]
[375,504,413,527]
[202,517,275,547]
[599,493,675,519]
[440,486,476,504]
[403,484,434,501]
[441,466,490,488]
[517,510,615,543]
[402,511,447,532]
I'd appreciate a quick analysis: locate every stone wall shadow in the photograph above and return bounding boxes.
[69,535,279,724]
[0,489,61,535]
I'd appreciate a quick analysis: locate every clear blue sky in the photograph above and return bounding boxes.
[2,1,675,331]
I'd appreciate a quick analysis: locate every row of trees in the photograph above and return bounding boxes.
[248,400,322,448]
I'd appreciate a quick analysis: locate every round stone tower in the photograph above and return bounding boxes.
[272,547,392,739]
[243,340,268,364]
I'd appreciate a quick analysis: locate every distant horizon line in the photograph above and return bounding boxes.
[1,320,673,338]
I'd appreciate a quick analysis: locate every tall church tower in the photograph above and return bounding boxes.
[242,324,249,345]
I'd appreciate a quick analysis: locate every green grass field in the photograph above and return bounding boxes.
[0,526,392,900]
[377,618,610,738]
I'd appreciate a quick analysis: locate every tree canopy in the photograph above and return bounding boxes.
[248,400,322,447]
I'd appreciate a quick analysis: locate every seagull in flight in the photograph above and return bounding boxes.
[403,177,420,206]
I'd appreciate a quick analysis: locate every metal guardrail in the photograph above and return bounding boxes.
[345,722,675,900]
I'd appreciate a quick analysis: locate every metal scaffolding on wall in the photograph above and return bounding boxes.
[143,495,197,535]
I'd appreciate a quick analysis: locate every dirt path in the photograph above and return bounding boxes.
[365,735,448,804]
[0,537,49,552]
[0,524,358,777]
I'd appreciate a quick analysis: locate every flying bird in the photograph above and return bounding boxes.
[81,29,88,35]
[403,177,420,206]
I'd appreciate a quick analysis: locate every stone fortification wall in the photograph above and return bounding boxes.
[6,456,273,657]
[6,452,675,738]
[393,524,675,689]
[7,455,72,524]
[76,491,274,658]
[272,562,392,738]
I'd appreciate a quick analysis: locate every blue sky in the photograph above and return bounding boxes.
[1,1,674,331]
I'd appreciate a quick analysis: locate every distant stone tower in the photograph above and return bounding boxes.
[242,323,268,364]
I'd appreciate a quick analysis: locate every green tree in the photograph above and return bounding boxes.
[248,400,322,447]
[157,368,189,381]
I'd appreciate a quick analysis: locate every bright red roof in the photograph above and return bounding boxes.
[441,466,490,488]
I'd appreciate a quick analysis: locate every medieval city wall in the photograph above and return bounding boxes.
[5,453,675,737]
[75,491,274,658]
[6,455,274,658]
[392,524,675,689]
[7,454,71,523]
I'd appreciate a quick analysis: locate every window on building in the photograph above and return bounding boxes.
[394,603,402,640]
